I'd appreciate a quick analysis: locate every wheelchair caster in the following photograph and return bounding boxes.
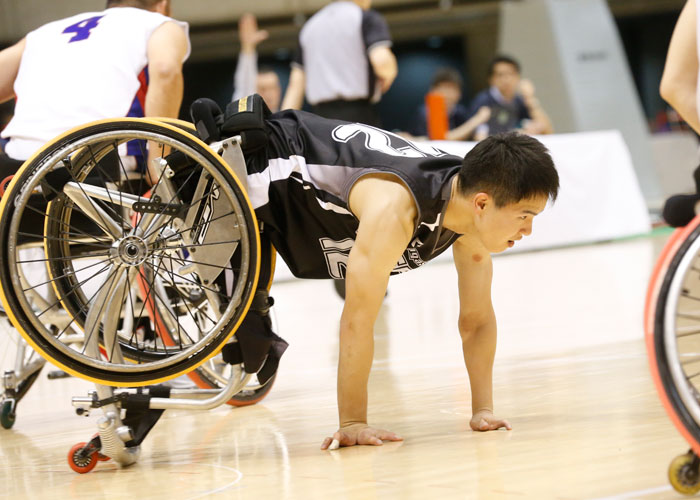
[91,433,110,461]
[0,175,12,198]
[68,441,100,474]
[0,399,16,429]
[669,451,700,495]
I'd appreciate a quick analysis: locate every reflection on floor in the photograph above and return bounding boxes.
[0,232,690,499]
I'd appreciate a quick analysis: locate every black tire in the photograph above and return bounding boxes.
[0,399,16,429]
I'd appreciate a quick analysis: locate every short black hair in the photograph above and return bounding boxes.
[457,132,559,206]
[430,68,463,89]
[488,55,521,77]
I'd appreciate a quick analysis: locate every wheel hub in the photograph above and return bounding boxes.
[116,236,149,266]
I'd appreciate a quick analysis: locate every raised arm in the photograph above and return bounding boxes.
[660,0,700,134]
[0,38,25,104]
[452,237,511,432]
[232,13,267,101]
[320,175,415,450]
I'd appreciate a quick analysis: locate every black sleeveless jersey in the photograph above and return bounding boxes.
[247,110,463,279]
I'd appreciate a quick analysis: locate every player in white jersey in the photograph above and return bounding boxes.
[0,0,190,162]
[0,0,191,413]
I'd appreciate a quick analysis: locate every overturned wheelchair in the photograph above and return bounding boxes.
[0,95,288,472]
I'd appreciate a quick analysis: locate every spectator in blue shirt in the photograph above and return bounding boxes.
[468,55,552,140]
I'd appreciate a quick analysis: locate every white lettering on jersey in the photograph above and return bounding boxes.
[392,255,412,274]
[320,237,354,279]
[320,237,422,278]
[331,123,447,158]
[405,248,424,267]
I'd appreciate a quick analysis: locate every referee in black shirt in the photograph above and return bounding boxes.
[281,0,397,127]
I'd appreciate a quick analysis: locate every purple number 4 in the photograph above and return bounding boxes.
[62,16,104,43]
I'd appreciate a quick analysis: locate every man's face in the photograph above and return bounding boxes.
[256,72,281,113]
[474,195,548,253]
[432,82,462,113]
[489,62,520,100]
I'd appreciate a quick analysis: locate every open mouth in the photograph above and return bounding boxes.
[508,240,514,248]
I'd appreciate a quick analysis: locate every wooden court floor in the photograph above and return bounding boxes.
[0,231,692,500]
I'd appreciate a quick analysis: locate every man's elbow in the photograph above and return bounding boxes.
[659,73,687,109]
[149,62,182,86]
[659,75,672,103]
[458,314,489,342]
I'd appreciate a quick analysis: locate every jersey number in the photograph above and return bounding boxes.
[332,123,447,158]
[320,237,416,279]
[320,238,353,279]
[63,16,104,43]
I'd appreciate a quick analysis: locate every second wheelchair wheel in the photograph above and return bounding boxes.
[142,237,279,406]
[648,216,700,455]
[0,118,261,386]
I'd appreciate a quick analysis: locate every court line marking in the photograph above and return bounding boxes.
[182,463,244,499]
[588,485,673,500]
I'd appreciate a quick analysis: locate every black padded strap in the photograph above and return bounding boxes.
[221,94,271,153]
[121,385,172,447]
[190,98,223,144]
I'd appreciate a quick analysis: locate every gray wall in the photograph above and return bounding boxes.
[500,0,662,204]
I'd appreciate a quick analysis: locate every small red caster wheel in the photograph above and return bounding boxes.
[0,175,13,198]
[68,442,98,474]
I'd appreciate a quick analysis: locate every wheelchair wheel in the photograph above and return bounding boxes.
[648,216,700,454]
[156,240,279,406]
[0,118,260,386]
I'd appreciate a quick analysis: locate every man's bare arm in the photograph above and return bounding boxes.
[320,175,415,449]
[368,45,397,94]
[452,237,511,431]
[145,21,188,119]
[660,0,700,134]
[144,21,188,183]
[519,79,553,135]
[446,106,491,141]
[0,39,25,104]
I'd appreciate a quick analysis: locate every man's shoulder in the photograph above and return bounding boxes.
[33,10,104,34]
[308,1,362,25]
[350,174,417,216]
